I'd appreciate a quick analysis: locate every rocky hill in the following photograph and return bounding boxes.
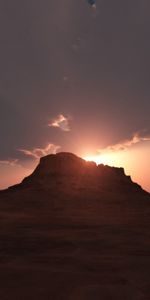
[9,152,147,195]
[0,152,150,300]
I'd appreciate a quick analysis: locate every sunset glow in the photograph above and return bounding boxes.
[83,150,126,167]
[1,1,150,297]
[0,0,150,194]
[83,140,150,193]
[83,153,117,166]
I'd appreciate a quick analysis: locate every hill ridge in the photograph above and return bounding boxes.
[6,152,148,196]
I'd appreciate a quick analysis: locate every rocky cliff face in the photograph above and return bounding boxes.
[9,152,147,195]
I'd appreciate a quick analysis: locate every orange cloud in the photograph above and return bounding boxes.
[98,132,150,153]
[19,143,60,159]
[0,159,19,166]
[48,114,70,131]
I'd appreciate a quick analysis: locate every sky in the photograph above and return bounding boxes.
[0,0,150,192]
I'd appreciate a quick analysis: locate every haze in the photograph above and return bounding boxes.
[0,0,150,191]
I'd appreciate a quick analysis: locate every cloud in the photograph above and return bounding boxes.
[0,159,19,167]
[48,114,71,132]
[19,143,60,159]
[98,132,150,153]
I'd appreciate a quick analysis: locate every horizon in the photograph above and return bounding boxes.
[0,151,150,193]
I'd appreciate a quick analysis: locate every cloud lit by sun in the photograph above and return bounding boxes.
[84,132,150,167]
[48,114,71,132]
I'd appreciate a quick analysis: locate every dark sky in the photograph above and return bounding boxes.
[0,0,150,189]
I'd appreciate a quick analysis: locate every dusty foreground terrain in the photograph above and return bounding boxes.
[0,153,150,299]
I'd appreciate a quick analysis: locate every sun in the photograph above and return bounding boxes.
[83,155,104,165]
[83,152,122,167]
[83,154,112,166]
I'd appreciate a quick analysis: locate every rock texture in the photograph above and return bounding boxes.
[0,152,150,300]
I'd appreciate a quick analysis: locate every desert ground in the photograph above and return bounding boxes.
[0,153,150,299]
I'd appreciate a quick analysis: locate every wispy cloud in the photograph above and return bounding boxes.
[98,132,150,153]
[19,143,60,159]
[0,159,19,166]
[48,114,71,132]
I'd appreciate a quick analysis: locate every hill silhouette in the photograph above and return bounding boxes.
[0,152,150,299]
[9,152,148,195]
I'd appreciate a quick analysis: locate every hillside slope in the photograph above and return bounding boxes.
[0,152,150,299]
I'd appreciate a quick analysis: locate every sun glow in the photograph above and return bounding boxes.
[83,141,150,193]
[83,152,122,167]
[84,155,106,165]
